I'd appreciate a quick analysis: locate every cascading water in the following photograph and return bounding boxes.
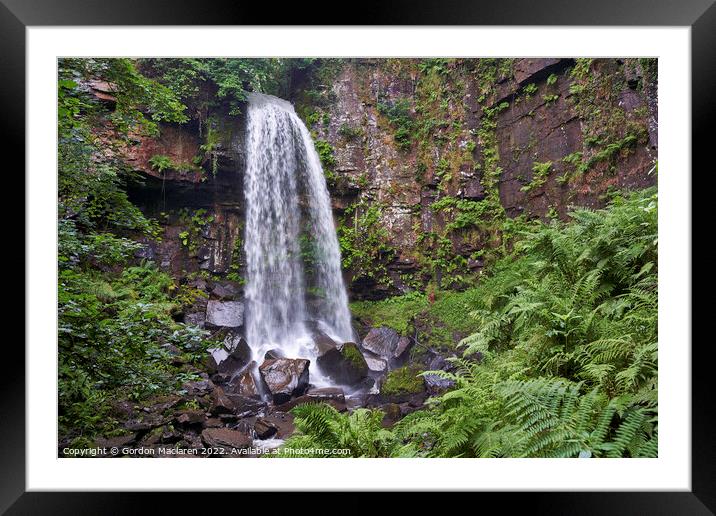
[243,92,354,385]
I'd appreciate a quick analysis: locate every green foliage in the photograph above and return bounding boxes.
[277,404,416,457]
[337,202,394,284]
[149,154,199,175]
[338,123,363,140]
[176,208,214,251]
[337,188,658,458]
[382,366,426,396]
[522,83,538,98]
[520,161,553,193]
[378,97,415,150]
[59,263,217,437]
[351,291,428,335]
[139,58,315,115]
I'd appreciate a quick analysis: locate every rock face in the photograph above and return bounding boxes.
[258,358,310,405]
[362,328,412,364]
[206,300,244,328]
[316,341,369,385]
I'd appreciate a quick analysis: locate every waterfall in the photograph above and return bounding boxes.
[243,92,354,378]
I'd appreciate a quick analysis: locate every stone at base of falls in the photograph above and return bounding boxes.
[361,327,413,365]
[264,348,284,360]
[276,387,347,412]
[258,358,310,405]
[254,418,279,439]
[363,352,388,373]
[205,300,244,328]
[209,387,235,415]
[316,342,369,385]
[201,427,253,450]
[227,365,260,398]
[259,411,295,439]
[212,336,251,375]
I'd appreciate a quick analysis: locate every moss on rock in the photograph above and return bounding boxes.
[381,366,425,396]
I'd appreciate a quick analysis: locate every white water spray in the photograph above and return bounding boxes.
[243,92,354,380]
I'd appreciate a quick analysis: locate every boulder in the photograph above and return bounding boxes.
[276,387,347,412]
[215,336,252,375]
[264,348,284,360]
[363,352,388,373]
[423,374,455,395]
[423,352,457,395]
[259,412,295,439]
[203,417,223,428]
[254,418,278,439]
[312,329,340,355]
[362,327,413,363]
[206,300,244,328]
[316,342,368,385]
[258,358,310,405]
[201,427,253,450]
[175,409,206,426]
[224,394,268,418]
[227,366,261,398]
[209,387,235,415]
[181,379,214,396]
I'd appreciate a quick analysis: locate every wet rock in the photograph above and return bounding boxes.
[226,366,260,398]
[181,379,214,396]
[209,387,235,415]
[260,412,295,439]
[201,427,253,450]
[316,342,368,385]
[394,336,412,361]
[259,358,310,405]
[210,372,232,385]
[203,417,223,428]
[312,329,340,354]
[264,348,284,360]
[423,352,457,395]
[276,387,347,412]
[206,300,244,328]
[254,418,278,439]
[175,409,207,426]
[362,327,412,363]
[224,394,267,418]
[362,352,387,373]
[215,336,251,375]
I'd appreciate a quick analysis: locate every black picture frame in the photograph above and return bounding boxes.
[5,0,710,512]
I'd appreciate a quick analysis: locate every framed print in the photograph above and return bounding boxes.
[6,0,712,512]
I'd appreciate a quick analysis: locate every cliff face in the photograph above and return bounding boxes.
[115,58,657,302]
